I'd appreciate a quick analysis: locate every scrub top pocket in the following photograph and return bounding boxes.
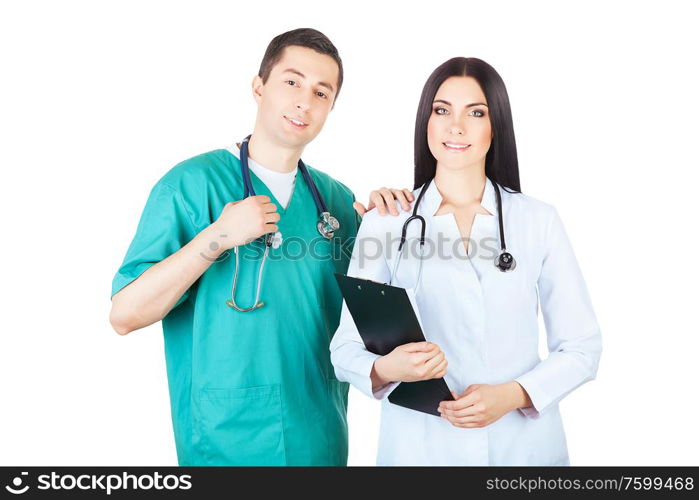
[197,384,286,465]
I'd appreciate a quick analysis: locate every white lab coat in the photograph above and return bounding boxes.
[330,178,602,465]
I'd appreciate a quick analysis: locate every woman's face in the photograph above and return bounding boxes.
[427,76,492,172]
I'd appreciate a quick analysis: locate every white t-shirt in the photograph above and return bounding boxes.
[227,143,297,209]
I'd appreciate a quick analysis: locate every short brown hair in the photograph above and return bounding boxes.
[258,28,344,102]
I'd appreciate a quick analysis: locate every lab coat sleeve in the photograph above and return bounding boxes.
[330,213,401,400]
[111,180,199,309]
[514,205,602,418]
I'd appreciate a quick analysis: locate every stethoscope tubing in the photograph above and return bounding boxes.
[227,135,338,312]
[390,177,515,290]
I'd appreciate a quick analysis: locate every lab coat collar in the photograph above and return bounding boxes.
[418,176,498,217]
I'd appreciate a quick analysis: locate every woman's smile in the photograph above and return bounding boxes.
[442,142,472,152]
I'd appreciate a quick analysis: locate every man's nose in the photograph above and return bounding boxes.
[295,95,311,112]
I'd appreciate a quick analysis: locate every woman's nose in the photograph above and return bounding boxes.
[449,123,465,135]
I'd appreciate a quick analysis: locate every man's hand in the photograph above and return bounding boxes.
[212,195,280,249]
[437,382,530,428]
[353,187,415,217]
[373,341,448,384]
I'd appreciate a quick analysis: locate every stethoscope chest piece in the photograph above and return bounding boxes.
[317,211,340,239]
[495,251,517,272]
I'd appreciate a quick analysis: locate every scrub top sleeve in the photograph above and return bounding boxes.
[329,214,400,400]
[514,206,602,418]
[352,195,363,231]
[111,181,199,309]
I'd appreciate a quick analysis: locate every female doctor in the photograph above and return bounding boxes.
[329,57,602,466]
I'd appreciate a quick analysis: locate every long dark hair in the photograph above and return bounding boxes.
[414,57,521,193]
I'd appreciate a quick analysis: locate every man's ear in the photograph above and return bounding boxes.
[252,75,264,104]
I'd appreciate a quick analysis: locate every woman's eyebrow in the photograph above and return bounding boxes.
[433,99,488,107]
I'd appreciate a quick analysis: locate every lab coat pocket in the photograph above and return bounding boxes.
[198,384,286,465]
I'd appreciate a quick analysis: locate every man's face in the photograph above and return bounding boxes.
[253,45,339,149]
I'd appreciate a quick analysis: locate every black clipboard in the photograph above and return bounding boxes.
[334,273,453,416]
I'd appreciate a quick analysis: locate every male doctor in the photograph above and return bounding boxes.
[109,28,414,465]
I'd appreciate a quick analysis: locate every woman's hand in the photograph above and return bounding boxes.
[437,382,531,428]
[373,341,448,384]
[353,187,414,216]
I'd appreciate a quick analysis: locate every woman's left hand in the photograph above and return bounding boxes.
[437,382,527,428]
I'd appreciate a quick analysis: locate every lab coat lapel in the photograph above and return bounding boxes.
[417,178,498,287]
[466,177,498,283]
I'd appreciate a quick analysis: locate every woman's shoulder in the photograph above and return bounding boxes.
[359,199,416,236]
[360,184,561,233]
[503,188,557,221]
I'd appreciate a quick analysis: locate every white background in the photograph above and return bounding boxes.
[1,0,697,466]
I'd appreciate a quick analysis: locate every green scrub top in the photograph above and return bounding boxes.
[111,149,361,465]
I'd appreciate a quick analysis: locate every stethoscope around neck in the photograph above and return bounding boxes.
[389,177,516,293]
[226,134,340,312]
